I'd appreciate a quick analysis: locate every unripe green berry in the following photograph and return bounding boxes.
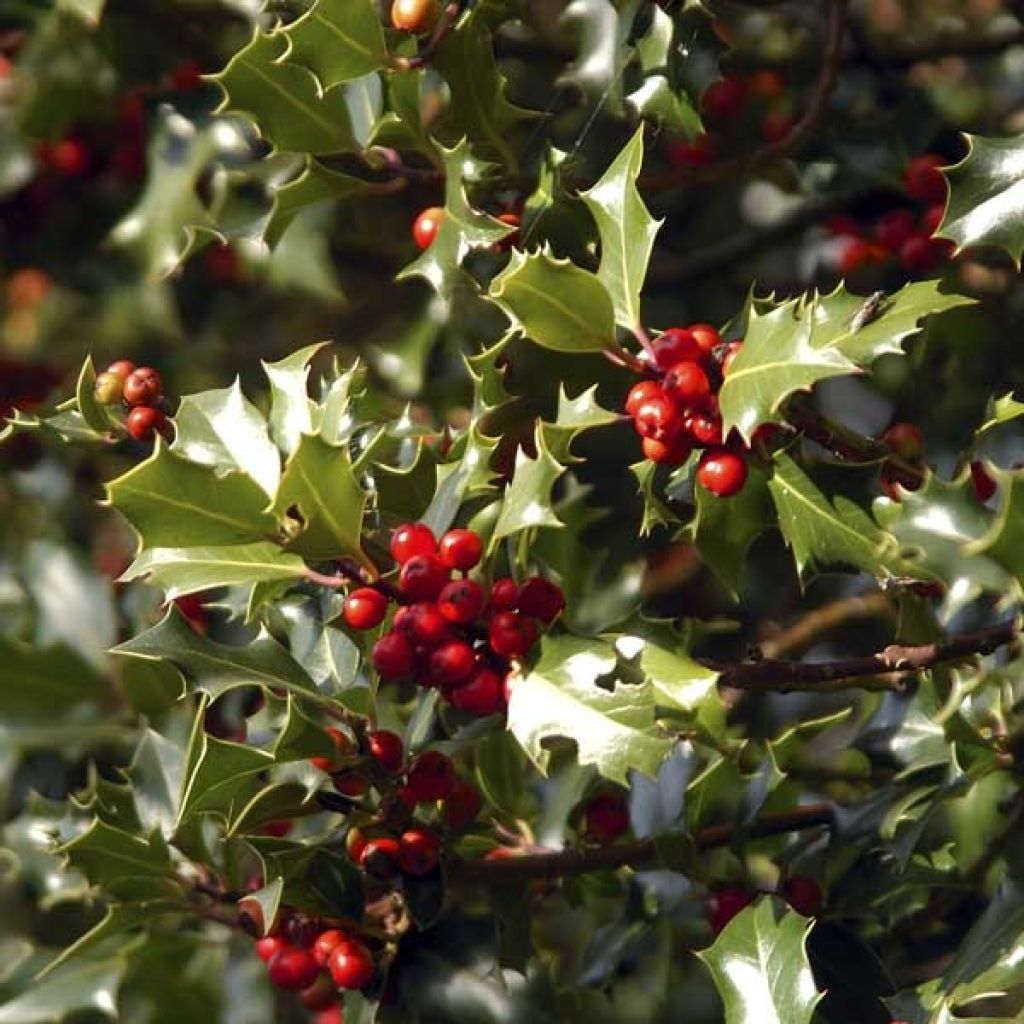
[94,371,124,406]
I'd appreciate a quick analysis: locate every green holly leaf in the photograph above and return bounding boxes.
[964,467,1024,594]
[978,392,1024,436]
[62,820,174,888]
[270,433,371,568]
[490,426,566,548]
[421,424,500,536]
[106,443,278,548]
[632,459,677,535]
[279,0,388,88]
[372,442,439,524]
[74,356,116,436]
[580,127,662,332]
[0,637,110,720]
[941,135,1024,265]
[698,899,822,1024]
[212,31,356,155]
[113,608,320,701]
[177,730,273,827]
[507,635,672,784]
[172,380,281,498]
[769,452,920,583]
[263,344,325,457]
[542,384,621,462]
[488,249,617,353]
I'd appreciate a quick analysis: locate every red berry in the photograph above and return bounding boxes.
[170,60,203,92]
[125,405,166,442]
[685,409,723,446]
[488,610,539,658]
[899,234,949,275]
[261,819,293,838]
[438,579,485,624]
[438,528,483,570]
[921,203,945,236]
[48,137,91,177]
[315,1009,343,1024]
[327,938,375,990]
[824,215,863,237]
[642,435,692,466]
[367,729,404,773]
[300,974,337,1012]
[696,450,748,497]
[391,0,442,33]
[904,153,947,203]
[399,554,449,601]
[709,887,752,934]
[343,587,389,630]
[663,360,711,407]
[782,875,823,917]
[391,522,437,563]
[760,108,794,144]
[882,422,925,460]
[332,772,369,797]
[360,837,401,879]
[488,578,519,610]
[837,236,885,275]
[653,328,702,369]
[267,947,320,990]
[879,463,922,500]
[310,726,356,772]
[122,366,162,407]
[720,341,744,376]
[970,460,996,503]
[371,631,416,679]
[688,323,723,357]
[429,640,477,686]
[584,793,629,842]
[255,936,286,963]
[749,70,785,100]
[205,243,242,284]
[664,133,715,170]
[633,396,681,443]
[442,778,482,829]
[106,359,136,379]
[346,827,368,863]
[701,75,748,124]
[400,601,451,649]
[448,665,505,716]
[625,379,665,417]
[873,209,916,251]
[313,929,348,967]
[516,577,565,624]
[406,750,456,802]
[399,826,441,875]
[412,206,444,249]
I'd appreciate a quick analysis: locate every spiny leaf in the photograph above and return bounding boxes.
[631,459,676,535]
[421,424,500,536]
[62,820,173,887]
[263,343,325,457]
[964,467,1024,595]
[279,0,388,88]
[580,126,662,331]
[542,384,621,462]
[490,426,567,548]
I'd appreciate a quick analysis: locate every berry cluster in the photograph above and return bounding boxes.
[93,359,168,442]
[831,154,953,279]
[625,323,751,497]
[709,874,823,934]
[343,523,565,717]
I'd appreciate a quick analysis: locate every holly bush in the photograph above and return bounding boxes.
[3,1,1024,1022]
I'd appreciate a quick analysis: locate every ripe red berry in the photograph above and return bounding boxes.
[106,359,136,379]
[448,665,505,716]
[625,379,665,417]
[642,435,692,466]
[873,209,916,251]
[170,60,203,92]
[664,133,715,170]
[332,772,369,797]
[125,405,166,442]
[970,460,996,503]
[360,836,401,879]
[633,396,681,443]
[399,826,442,875]
[267,947,320,990]
[653,328,702,369]
[438,579,485,624]
[327,937,375,990]
[315,1009,343,1024]
[399,554,449,601]
[400,601,451,649]
[438,528,483,571]
[371,631,415,679]
[312,929,348,968]
[205,242,242,284]
[343,587,389,630]
[688,323,723,357]
[429,640,477,686]
[488,578,520,610]
[406,750,456,802]
[516,577,565,624]
[837,236,886,276]
[584,793,630,842]
[696,449,748,497]
[93,372,124,406]
[122,366,163,407]
[255,936,286,963]
[782,875,823,917]
[488,610,539,658]
[346,827,368,863]
[882,422,925,461]
[749,70,785,100]
[391,522,437,563]
[898,234,949,274]
[701,75,748,124]
[261,819,294,838]
[442,778,482,829]
[391,0,441,33]
[921,203,945,236]
[310,726,356,772]
[367,729,404,773]
[709,886,752,934]
[663,360,711,407]
[48,137,91,177]
[685,409,723,446]
[904,153,947,203]
[412,206,444,249]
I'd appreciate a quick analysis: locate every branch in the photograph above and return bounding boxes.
[388,4,459,71]
[758,592,895,660]
[450,803,835,882]
[714,620,1019,694]
[305,561,403,602]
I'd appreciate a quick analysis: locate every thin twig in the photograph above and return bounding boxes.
[389,4,460,71]
[759,592,896,660]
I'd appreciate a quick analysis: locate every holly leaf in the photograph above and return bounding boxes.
[263,344,325,457]
[489,426,566,548]
[212,31,356,155]
[627,7,701,137]
[507,634,673,784]
[62,820,174,888]
[106,442,277,548]
[632,459,676,535]
[177,731,274,827]
[964,467,1024,594]
[279,0,388,88]
[488,248,617,353]
[698,899,822,1024]
[941,135,1024,265]
[421,424,500,536]
[172,380,281,498]
[580,127,662,331]
[113,608,320,701]
[542,384,621,462]
[768,452,920,583]
[0,637,110,720]
[74,356,117,436]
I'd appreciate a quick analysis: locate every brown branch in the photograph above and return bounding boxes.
[450,803,835,882]
[715,620,1019,694]
[758,592,895,660]
[641,0,850,193]
[304,562,403,602]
